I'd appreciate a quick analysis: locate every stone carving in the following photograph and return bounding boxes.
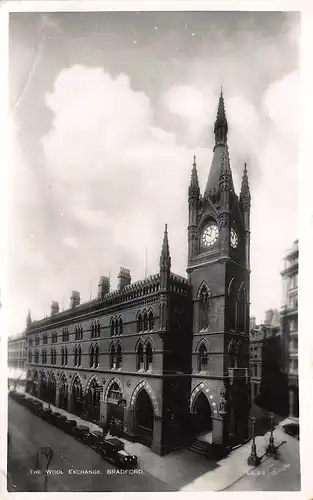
[219,381,229,416]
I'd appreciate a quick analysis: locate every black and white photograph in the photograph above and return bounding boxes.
[4,4,302,494]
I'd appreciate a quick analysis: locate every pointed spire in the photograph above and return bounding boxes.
[26,309,32,328]
[189,155,200,198]
[240,162,251,206]
[160,224,171,271]
[214,87,228,147]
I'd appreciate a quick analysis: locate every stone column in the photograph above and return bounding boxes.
[151,415,164,456]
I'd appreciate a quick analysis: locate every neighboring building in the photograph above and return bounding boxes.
[249,311,287,415]
[8,333,27,389]
[280,239,299,418]
[8,333,26,370]
[24,91,251,454]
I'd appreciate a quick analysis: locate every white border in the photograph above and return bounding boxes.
[0,1,311,500]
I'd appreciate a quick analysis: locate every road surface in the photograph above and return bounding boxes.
[7,397,175,492]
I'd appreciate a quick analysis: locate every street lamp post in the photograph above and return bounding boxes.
[266,412,276,455]
[247,416,260,466]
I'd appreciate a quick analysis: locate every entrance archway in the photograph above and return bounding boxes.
[134,389,154,446]
[71,375,84,416]
[192,391,212,434]
[59,375,69,410]
[105,379,125,428]
[86,377,101,422]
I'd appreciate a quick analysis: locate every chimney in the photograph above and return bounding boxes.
[70,291,80,309]
[117,267,131,291]
[51,301,59,316]
[249,317,256,330]
[98,276,110,298]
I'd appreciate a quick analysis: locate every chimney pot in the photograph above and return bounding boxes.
[70,291,80,309]
[51,301,60,316]
[117,267,131,291]
[98,276,110,298]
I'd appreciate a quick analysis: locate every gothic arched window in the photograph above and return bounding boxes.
[119,318,123,335]
[145,342,153,370]
[143,313,148,331]
[137,342,144,370]
[116,344,122,369]
[198,343,208,371]
[137,314,143,333]
[61,347,64,366]
[90,345,95,368]
[78,345,82,367]
[198,284,210,330]
[228,279,237,331]
[237,285,247,333]
[148,311,154,330]
[74,346,78,366]
[110,345,116,369]
[64,347,68,366]
[95,344,99,368]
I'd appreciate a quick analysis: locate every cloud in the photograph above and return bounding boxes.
[8,60,299,335]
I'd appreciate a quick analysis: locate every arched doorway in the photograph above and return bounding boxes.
[48,373,57,405]
[59,375,69,410]
[106,379,125,429]
[71,376,84,416]
[134,389,154,446]
[192,391,212,434]
[86,378,101,422]
[39,372,48,401]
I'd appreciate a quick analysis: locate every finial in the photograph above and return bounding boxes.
[193,154,196,166]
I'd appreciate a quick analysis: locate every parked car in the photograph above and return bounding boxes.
[63,419,78,435]
[74,425,90,441]
[54,415,68,430]
[283,423,299,439]
[40,407,53,420]
[99,438,138,468]
[87,430,107,451]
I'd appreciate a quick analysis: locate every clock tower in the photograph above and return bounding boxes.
[187,90,251,448]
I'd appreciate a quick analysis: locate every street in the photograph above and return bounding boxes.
[7,398,175,492]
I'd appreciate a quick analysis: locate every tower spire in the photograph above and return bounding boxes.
[240,162,251,207]
[189,155,200,198]
[214,87,228,147]
[160,224,171,271]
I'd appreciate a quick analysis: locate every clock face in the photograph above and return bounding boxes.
[230,228,239,249]
[202,224,219,247]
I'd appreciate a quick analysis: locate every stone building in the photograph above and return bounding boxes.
[25,91,251,454]
[280,239,299,418]
[8,333,26,370]
[8,333,27,388]
[249,312,287,415]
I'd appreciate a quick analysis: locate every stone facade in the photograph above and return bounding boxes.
[280,239,299,418]
[24,91,251,454]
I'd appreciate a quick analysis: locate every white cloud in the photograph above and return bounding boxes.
[9,63,299,334]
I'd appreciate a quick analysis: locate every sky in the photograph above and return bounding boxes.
[7,10,300,336]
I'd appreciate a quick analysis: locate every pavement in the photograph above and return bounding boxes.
[8,386,301,492]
